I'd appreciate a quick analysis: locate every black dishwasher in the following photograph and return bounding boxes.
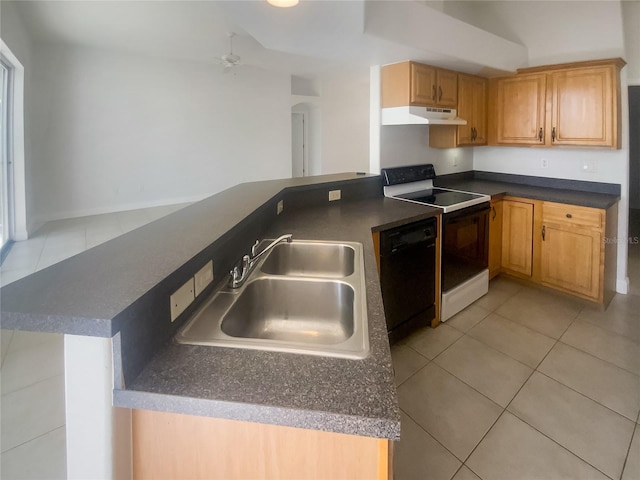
[380,217,437,344]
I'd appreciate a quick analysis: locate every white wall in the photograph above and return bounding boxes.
[380,125,474,175]
[29,45,292,222]
[622,0,640,85]
[319,69,371,174]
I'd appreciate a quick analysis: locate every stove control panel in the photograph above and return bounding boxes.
[381,164,436,185]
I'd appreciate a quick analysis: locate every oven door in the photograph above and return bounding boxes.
[442,203,490,292]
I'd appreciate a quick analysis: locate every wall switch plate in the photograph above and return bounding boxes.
[328,189,341,201]
[170,278,194,322]
[194,261,213,296]
[277,200,284,215]
[541,158,548,168]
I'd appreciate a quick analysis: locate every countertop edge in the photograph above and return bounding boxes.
[114,389,401,440]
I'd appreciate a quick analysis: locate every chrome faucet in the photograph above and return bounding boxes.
[229,234,293,288]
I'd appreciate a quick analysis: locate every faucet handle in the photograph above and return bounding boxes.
[250,240,260,258]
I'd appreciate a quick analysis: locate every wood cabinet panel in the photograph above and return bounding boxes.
[542,202,602,229]
[489,199,503,279]
[549,67,615,147]
[411,63,437,105]
[501,200,534,276]
[495,73,547,145]
[132,409,390,480]
[436,68,458,108]
[540,223,601,299]
[429,74,487,148]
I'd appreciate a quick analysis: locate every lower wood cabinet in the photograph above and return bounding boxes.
[132,409,392,480]
[540,201,617,304]
[501,199,534,277]
[492,196,617,306]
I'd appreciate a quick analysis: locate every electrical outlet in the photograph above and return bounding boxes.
[170,278,194,322]
[277,200,284,215]
[582,158,597,173]
[194,261,213,297]
[328,189,341,201]
[541,158,548,168]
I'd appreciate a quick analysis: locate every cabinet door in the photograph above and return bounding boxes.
[549,66,614,147]
[472,76,488,144]
[410,63,437,106]
[496,74,547,145]
[540,223,601,299]
[436,69,458,108]
[489,200,503,279]
[456,74,475,145]
[455,74,487,146]
[501,200,533,276]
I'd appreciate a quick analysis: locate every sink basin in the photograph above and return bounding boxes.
[260,241,355,278]
[175,240,369,359]
[222,278,354,344]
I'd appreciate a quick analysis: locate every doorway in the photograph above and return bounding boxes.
[628,86,639,295]
[291,112,306,178]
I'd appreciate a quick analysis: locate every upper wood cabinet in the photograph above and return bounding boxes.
[430,73,488,148]
[491,73,547,146]
[381,61,458,108]
[489,58,625,149]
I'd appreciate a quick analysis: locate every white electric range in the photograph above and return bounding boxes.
[381,164,491,321]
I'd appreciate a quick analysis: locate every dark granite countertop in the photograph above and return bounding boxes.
[435,175,620,209]
[116,197,441,440]
[1,172,440,440]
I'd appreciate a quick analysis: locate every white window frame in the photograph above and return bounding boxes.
[0,40,27,241]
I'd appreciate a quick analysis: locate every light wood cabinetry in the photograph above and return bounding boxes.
[489,58,625,149]
[429,74,488,148]
[491,73,547,146]
[381,61,458,108]
[488,199,503,279]
[501,199,534,277]
[540,202,616,303]
[132,409,392,480]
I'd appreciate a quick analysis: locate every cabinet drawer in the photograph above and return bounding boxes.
[542,202,603,229]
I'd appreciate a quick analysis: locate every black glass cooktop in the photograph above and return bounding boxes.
[396,188,485,207]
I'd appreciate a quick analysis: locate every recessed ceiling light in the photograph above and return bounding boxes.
[267,0,299,7]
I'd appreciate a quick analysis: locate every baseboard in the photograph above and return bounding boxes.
[616,277,629,295]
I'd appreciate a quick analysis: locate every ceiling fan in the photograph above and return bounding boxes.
[214,32,242,73]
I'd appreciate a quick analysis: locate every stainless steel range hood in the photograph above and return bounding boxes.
[381,106,467,126]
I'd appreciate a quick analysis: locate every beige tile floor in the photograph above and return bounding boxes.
[393,271,640,480]
[0,206,638,479]
[0,204,187,479]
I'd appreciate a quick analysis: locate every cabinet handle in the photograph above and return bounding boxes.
[472,127,477,141]
[566,213,572,219]
[432,85,437,101]
[552,127,557,142]
[491,206,496,220]
[538,128,544,142]
[542,225,546,241]
[438,86,443,101]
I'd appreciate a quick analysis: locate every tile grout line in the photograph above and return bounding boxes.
[619,412,640,480]
[0,423,66,456]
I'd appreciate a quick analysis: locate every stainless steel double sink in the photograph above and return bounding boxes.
[175,240,369,359]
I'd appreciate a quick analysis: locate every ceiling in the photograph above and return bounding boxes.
[10,0,528,78]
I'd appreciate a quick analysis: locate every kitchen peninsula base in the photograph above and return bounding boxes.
[132,409,391,479]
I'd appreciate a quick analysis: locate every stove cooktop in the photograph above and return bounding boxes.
[381,164,491,213]
[396,188,487,207]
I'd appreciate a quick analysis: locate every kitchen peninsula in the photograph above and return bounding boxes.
[0,173,441,479]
